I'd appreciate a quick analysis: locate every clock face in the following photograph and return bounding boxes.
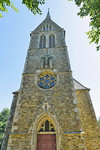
[37,71,57,89]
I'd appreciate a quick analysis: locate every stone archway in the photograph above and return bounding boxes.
[30,113,61,150]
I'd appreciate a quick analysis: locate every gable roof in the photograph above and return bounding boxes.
[31,11,63,34]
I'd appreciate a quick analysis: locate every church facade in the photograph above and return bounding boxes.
[2,11,100,150]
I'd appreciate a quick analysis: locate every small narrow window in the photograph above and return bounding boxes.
[50,26,52,30]
[45,104,47,110]
[45,120,49,131]
[46,50,48,55]
[43,27,45,31]
[47,57,53,68]
[47,24,48,31]
[41,57,46,68]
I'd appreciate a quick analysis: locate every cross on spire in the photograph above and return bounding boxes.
[46,8,51,19]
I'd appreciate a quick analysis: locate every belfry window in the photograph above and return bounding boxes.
[40,35,46,48]
[49,35,55,48]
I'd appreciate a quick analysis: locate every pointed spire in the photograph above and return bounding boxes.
[46,8,51,19]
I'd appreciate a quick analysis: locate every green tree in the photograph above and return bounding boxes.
[0,0,19,17]
[0,0,100,47]
[22,0,45,15]
[69,0,100,48]
[0,108,9,149]
[0,0,45,17]
[98,117,100,129]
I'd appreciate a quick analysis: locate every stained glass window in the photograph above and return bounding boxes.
[38,120,55,132]
[45,120,49,131]
[37,71,57,89]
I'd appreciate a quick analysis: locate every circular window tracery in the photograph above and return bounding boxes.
[37,71,57,89]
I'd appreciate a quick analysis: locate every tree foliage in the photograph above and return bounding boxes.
[22,0,45,15]
[0,108,9,149]
[69,0,100,46]
[0,0,18,17]
[0,0,45,17]
[0,0,100,47]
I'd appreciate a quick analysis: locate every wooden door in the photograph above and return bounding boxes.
[37,134,56,150]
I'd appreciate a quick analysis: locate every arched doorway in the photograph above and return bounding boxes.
[37,117,56,150]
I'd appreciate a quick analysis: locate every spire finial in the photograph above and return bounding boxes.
[46,8,51,19]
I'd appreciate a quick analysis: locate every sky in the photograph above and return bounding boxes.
[0,0,100,119]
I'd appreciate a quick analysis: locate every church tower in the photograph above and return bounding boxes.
[2,11,100,150]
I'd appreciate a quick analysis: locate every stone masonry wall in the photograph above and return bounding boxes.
[75,89,100,149]
[6,70,85,149]
[1,93,18,150]
[11,72,82,133]
[60,133,86,150]
[23,48,71,74]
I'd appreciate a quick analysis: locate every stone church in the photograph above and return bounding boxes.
[2,11,100,150]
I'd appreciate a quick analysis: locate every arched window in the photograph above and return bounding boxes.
[47,24,48,31]
[49,35,55,48]
[40,35,46,48]
[40,56,53,69]
[38,120,55,132]
[43,26,45,31]
[47,56,53,68]
[50,25,52,30]
[45,120,49,131]
[40,57,46,68]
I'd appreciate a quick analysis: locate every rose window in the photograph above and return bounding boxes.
[37,71,57,89]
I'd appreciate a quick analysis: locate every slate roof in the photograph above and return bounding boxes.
[73,78,90,90]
